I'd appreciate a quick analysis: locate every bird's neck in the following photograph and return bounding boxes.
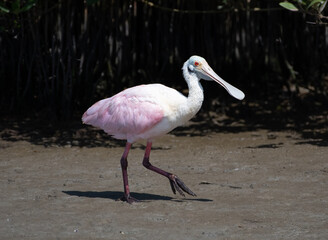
[182,61,204,114]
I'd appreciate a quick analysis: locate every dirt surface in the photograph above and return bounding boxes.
[1,120,328,239]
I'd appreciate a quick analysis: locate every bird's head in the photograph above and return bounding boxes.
[187,55,245,100]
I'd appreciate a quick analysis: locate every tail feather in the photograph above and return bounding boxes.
[82,98,108,126]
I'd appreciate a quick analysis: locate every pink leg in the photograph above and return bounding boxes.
[142,141,196,197]
[120,142,138,203]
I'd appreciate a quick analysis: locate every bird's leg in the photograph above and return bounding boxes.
[142,141,196,197]
[119,142,139,203]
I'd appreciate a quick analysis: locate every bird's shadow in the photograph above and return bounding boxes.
[62,190,212,202]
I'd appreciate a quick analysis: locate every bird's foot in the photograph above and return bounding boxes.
[168,174,196,197]
[118,194,139,204]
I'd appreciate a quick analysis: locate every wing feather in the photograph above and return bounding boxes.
[82,86,164,141]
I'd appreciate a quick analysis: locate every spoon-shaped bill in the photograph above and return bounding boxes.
[201,65,245,100]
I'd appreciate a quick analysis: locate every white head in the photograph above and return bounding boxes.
[186,56,245,100]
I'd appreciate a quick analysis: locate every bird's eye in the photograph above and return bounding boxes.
[194,61,199,66]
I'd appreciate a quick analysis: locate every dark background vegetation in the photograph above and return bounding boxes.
[0,0,327,145]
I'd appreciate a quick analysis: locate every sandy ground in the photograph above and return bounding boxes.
[0,120,328,239]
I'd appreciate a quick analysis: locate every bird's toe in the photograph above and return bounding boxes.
[168,174,196,197]
[118,194,140,204]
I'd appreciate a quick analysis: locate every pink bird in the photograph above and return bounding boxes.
[82,56,245,203]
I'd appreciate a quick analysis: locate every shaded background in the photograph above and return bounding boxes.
[0,0,327,142]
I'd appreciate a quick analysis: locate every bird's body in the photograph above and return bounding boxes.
[82,56,244,203]
[82,62,204,143]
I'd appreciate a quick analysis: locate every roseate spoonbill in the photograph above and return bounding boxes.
[82,56,244,203]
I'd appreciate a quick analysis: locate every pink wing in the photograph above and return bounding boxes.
[82,86,164,141]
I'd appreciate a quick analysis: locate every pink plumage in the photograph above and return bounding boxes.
[82,85,164,142]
